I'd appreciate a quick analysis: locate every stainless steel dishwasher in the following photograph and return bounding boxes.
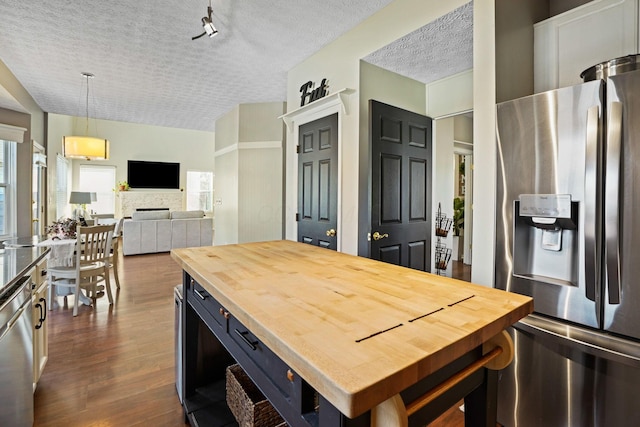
[0,270,34,426]
[174,283,183,404]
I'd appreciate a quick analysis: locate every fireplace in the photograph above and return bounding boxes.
[117,191,183,217]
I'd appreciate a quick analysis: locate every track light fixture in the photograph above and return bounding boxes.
[193,0,218,40]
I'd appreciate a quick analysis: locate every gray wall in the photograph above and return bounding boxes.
[550,0,592,17]
[495,0,550,103]
[0,107,34,237]
[0,58,46,237]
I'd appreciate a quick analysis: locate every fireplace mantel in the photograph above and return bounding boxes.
[117,191,184,217]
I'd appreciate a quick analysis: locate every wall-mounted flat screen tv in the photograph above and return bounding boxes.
[127,160,180,189]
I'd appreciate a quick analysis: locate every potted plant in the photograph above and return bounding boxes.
[116,181,129,192]
[452,197,464,261]
[46,218,78,240]
[453,197,464,236]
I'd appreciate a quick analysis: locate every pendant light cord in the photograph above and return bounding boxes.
[85,73,89,135]
[81,72,94,136]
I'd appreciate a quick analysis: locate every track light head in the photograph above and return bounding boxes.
[192,3,218,40]
[202,17,218,37]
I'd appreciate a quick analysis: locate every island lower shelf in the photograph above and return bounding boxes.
[183,379,238,427]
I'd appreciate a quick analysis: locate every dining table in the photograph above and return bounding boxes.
[2,234,92,306]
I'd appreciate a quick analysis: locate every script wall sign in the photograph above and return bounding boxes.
[299,78,329,107]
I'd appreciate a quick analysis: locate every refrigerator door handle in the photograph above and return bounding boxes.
[584,105,599,302]
[605,101,622,304]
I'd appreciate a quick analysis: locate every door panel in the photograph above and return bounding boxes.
[495,81,602,329]
[370,100,432,271]
[381,154,401,222]
[409,158,426,221]
[408,241,426,270]
[379,245,401,265]
[604,70,640,339]
[298,114,338,250]
[319,160,331,221]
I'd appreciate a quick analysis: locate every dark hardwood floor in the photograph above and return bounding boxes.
[34,250,186,426]
[451,260,471,282]
[34,249,467,426]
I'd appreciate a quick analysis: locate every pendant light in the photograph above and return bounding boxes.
[63,72,110,161]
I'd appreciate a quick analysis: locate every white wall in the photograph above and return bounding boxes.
[45,114,73,221]
[238,148,283,243]
[454,114,473,143]
[47,113,215,215]
[237,102,286,245]
[214,150,239,245]
[426,70,473,118]
[473,0,497,285]
[214,102,285,246]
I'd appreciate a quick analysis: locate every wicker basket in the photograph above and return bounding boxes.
[226,364,287,427]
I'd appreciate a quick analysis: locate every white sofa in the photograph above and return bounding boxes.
[122,210,213,255]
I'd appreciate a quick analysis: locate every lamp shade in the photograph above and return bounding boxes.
[69,191,93,205]
[63,136,110,160]
[90,192,98,202]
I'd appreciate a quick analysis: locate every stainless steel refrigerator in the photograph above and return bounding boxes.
[495,55,640,427]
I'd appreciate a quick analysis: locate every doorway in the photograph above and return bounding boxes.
[451,113,473,281]
[297,113,339,250]
[369,100,433,270]
[32,141,46,235]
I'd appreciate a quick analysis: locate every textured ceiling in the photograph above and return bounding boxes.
[363,2,473,85]
[0,1,473,132]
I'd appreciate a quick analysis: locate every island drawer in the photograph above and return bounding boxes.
[188,277,228,331]
[228,315,296,399]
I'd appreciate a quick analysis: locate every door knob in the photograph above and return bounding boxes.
[372,231,389,241]
[326,229,336,237]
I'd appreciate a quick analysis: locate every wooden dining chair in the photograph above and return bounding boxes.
[110,217,125,289]
[47,224,115,316]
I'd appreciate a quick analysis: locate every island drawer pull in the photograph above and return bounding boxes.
[235,329,258,351]
[194,288,208,300]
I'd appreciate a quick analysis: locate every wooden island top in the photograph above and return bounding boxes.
[171,240,533,419]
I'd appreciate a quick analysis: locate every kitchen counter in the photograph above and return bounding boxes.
[0,245,49,427]
[0,246,49,296]
[172,240,533,426]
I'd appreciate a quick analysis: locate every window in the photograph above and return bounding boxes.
[56,154,69,219]
[0,140,17,238]
[79,165,116,215]
[186,171,213,212]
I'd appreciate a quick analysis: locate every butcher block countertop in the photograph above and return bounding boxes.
[171,240,533,418]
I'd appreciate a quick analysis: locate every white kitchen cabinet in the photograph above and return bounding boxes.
[534,0,638,92]
[32,258,48,389]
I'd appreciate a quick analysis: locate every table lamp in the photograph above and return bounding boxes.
[69,191,93,220]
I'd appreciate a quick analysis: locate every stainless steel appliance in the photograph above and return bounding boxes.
[174,283,183,404]
[0,267,34,426]
[495,55,640,426]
